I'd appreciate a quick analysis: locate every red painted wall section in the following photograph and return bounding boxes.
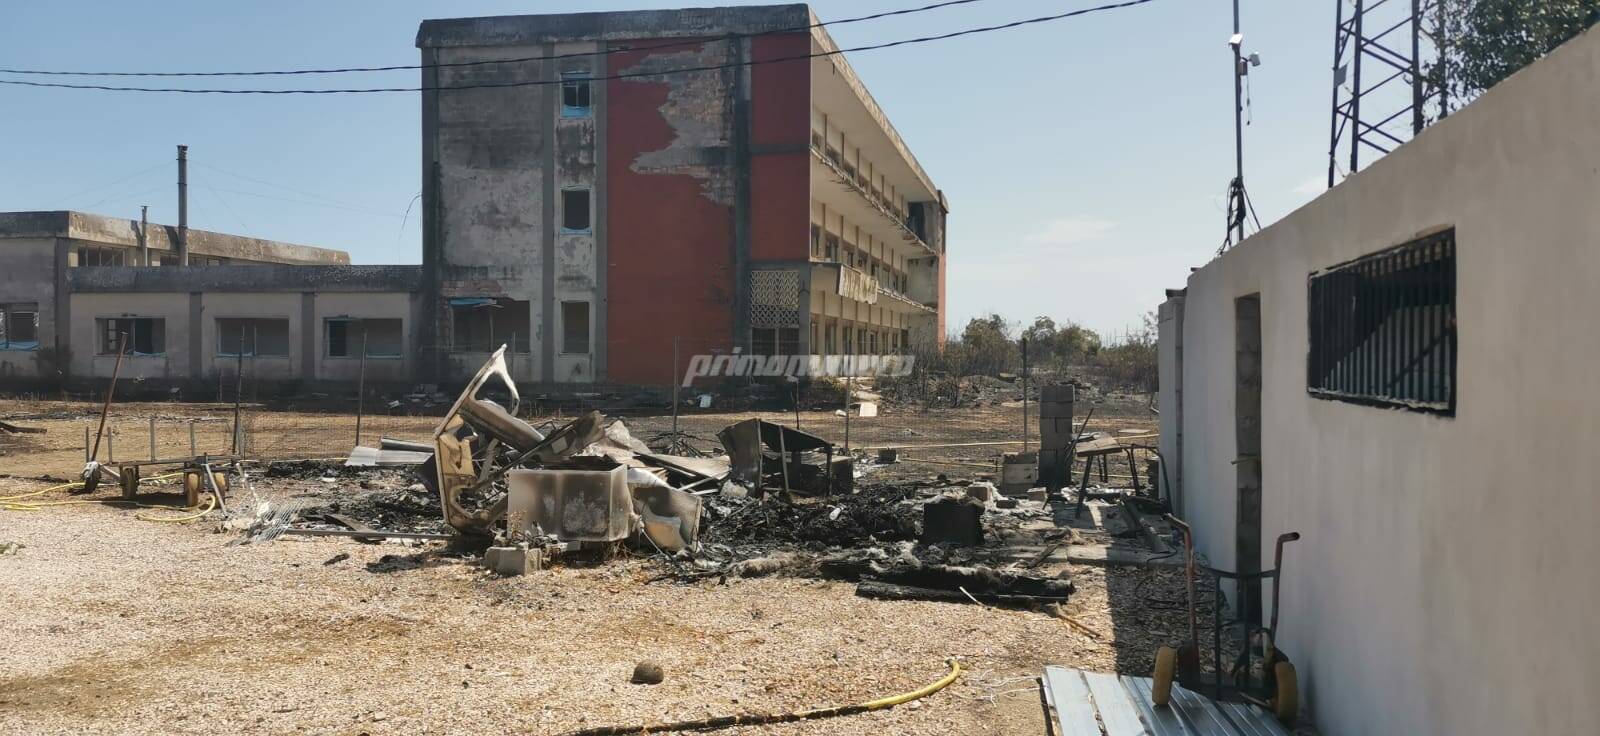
[606,44,735,386]
[748,34,811,263]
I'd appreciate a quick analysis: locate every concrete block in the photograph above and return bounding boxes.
[485,546,519,575]
[484,545,543,576]
[922,496,984,546]
[966,481,997,503]
[1000,451,1039,493]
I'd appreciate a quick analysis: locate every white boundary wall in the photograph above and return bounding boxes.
[1158,28,1600,735]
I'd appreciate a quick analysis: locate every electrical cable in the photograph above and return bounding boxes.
[396,191,422,248]
[0,0,1163,94]
[194,162,407,214]
[48,161,167,203]
[80,183,168,213]
[198,177,252,231]
[204,185,404,218]
[0,0,993,78]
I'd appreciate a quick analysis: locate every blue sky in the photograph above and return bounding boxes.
[0,0,1344,338]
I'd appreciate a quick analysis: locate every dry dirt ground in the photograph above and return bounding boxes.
[0,397,1194,736]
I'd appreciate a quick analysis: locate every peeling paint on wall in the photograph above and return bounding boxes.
[616,44,736,207]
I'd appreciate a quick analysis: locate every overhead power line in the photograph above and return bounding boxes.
[205,185,404,218]
[0,0,1161,94]
[0,0,989,78]
[196,162,396,214]
[50,160,166,203]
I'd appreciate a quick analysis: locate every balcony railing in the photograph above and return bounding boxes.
[811,144,934,256]
[876,284,936,313]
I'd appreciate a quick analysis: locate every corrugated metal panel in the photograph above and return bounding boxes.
[1043,667,1102,736]
[1041,666,1297,736]
[1083,671,1146,736]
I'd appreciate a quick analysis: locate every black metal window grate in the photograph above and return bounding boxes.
[1307,229,1456,415]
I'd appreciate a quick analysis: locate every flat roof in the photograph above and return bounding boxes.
[0,210,350,265]
[68,265,421,293]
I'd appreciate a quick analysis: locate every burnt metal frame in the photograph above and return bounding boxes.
[1306,229,1457,415]
[1328,0,1449,187]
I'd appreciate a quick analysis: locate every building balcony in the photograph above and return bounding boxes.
[811,145,936,260]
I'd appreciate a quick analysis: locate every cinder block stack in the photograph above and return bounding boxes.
[1037,384,1075,491]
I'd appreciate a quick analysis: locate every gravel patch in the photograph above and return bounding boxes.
[0,477,1197,736]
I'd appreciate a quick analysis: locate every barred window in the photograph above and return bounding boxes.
[1307,229,1456,414]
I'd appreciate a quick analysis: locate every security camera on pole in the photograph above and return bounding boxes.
[1224,1,1263,251]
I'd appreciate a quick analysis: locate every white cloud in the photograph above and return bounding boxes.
[1025,216,1116,247]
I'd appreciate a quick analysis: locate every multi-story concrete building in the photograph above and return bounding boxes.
[416,3,947,386]
[0,4,943,393]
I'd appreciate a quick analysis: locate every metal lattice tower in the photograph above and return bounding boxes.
[1328,0,1450,187]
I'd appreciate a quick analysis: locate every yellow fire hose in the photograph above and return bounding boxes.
[0,480,84,502]
[559,658,963,736]
[1,472,214,522]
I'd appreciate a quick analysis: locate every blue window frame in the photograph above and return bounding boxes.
[561,73,592,118]
[0,303,39,350]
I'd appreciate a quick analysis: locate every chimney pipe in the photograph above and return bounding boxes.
[177,145,189,266]
[139,205,150,266]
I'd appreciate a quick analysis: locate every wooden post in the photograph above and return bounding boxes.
[89,332,128,462]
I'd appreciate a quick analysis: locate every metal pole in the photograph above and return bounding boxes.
[138,205,150,267]
[1021,337,1029,454]
[149,416,156,460]
[355,328,368,448]
[1231,0,1246,245]
[1350,0,1365,175]
[232,326,243,453]
[1436,0,1449,118]
[671,336,680,436]
[176,145,189,266]
[1411,0,1424,134]
[189,419,197,456]
[89,332,128,462]
[844,374,852,452]
[84,424,90,462]
[1328,0,1347,188]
